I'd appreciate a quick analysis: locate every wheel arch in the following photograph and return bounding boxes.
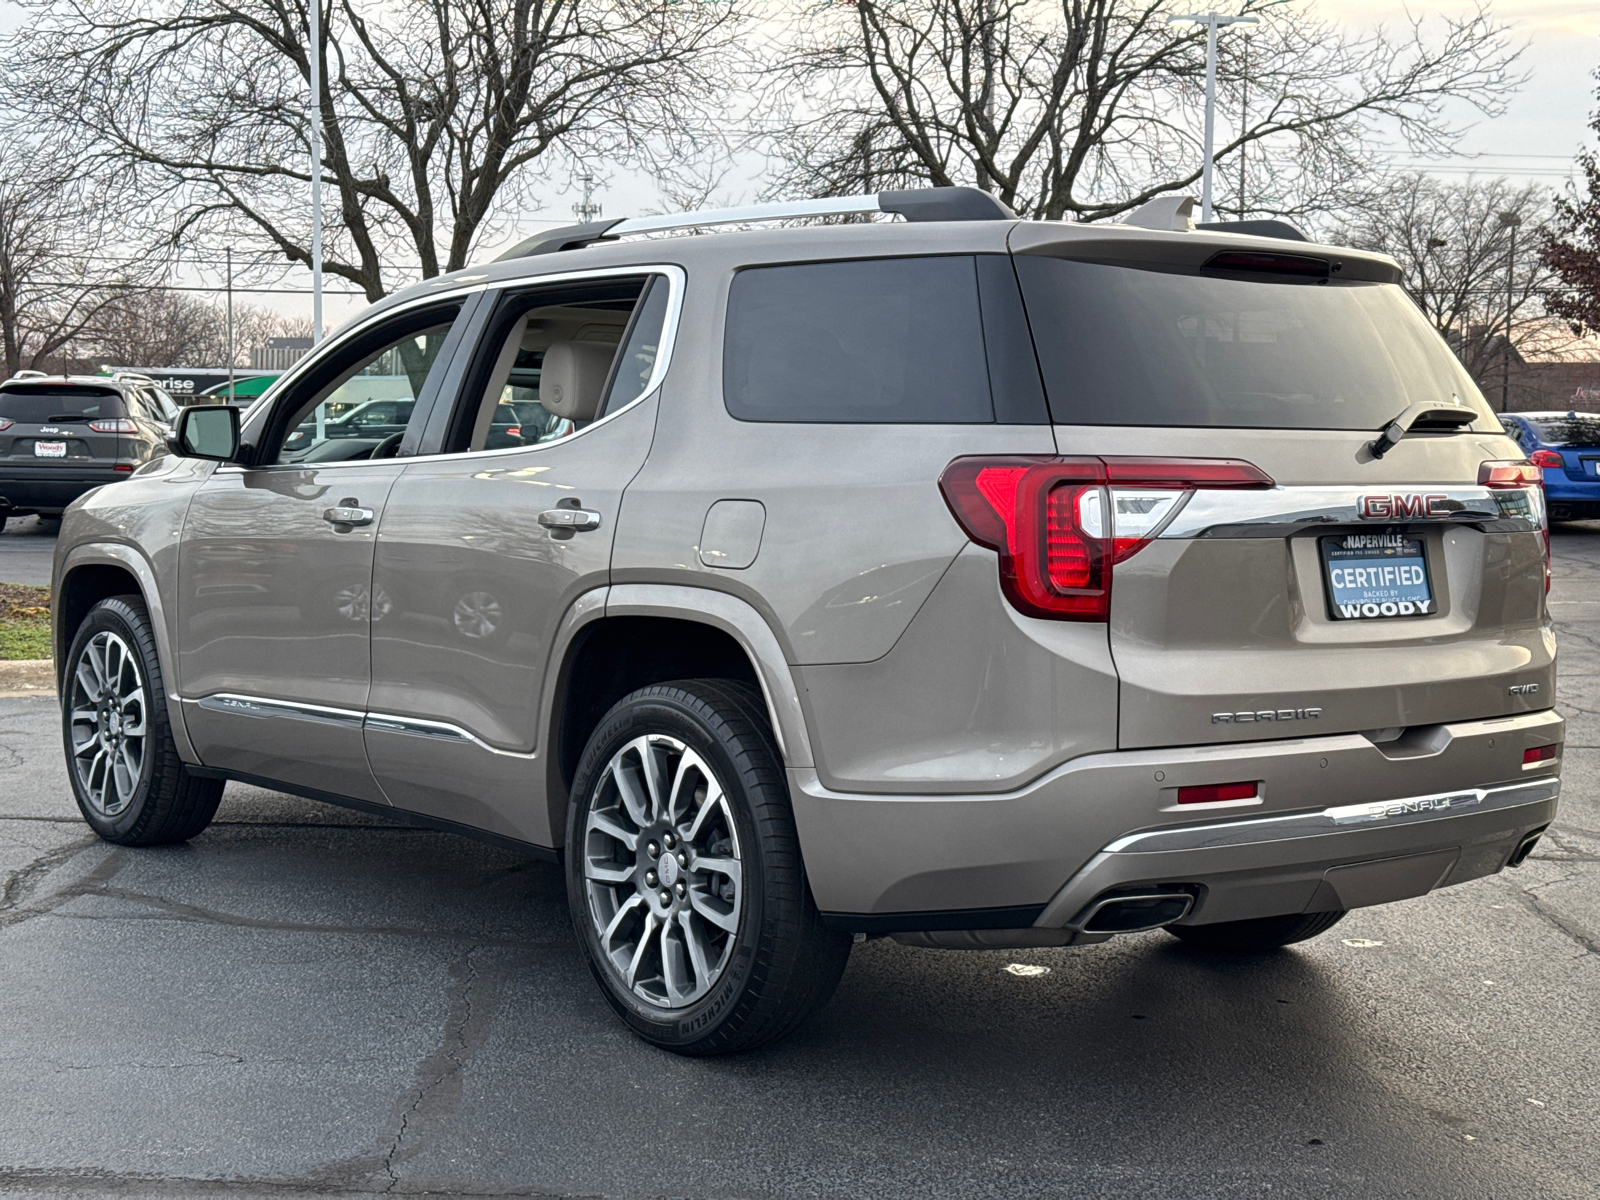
[55,544,196,763]
[543,584,813,842]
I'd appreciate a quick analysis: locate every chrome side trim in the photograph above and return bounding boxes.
[197,694,366,729]
[1102,778,1559,854]
[363,712,538,760]
[1158,484,1541,539]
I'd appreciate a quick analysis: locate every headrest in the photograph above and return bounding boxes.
[539,341,614,421]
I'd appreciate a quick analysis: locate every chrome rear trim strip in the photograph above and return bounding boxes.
[1103,778,1559,854]
[1157,484,1541,539]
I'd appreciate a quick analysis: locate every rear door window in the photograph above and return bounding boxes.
[723,256,994,423]
[1014,255,1494,430]
[0,387,128,423]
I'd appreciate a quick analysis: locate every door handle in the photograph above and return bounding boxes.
[538,506,602,533]
[322,499,375,527]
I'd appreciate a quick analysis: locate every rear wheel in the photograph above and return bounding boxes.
[566,680,850,1055]
[62,596,223,845]
[1166,910,1346,953]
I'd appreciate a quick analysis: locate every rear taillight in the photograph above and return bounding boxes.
[0,418,11,431]
[1530,449,1564,469]
[1479,459,1541,488]
[1177,782,1259,804]
[939,455,1274,621]
[88,418,138,433]
[1523,744,1560,766]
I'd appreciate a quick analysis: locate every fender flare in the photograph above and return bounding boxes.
[57,542,197,763]
[549,583,813,771]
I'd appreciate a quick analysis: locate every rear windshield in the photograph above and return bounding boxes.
[1015,257,1494,430]
[0,386,127,422]
[1529,415,1600,447]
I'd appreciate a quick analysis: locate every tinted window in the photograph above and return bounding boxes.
[0,387,127,422]
[1015,256,1494,430]
[1529,415,1600,447]
[724,256,993,423]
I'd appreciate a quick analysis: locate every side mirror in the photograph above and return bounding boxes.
[169,403,240,461]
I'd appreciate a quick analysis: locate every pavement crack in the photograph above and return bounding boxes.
[0,839,118,931]
[383,944,505,1188]
[1515,880,1600,957]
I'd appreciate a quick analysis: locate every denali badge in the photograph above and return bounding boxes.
[1359,493,1451,519]
[1213,708,1322,724]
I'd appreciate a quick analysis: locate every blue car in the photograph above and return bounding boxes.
[1500,410,1600,521]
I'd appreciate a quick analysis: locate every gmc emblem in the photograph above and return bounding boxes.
[1359,493,1450,519]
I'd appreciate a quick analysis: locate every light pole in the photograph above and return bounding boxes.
[225,247,235,402]
[1499,211,1521,413]
[308,0,324,344]
[1169,3,1289,223]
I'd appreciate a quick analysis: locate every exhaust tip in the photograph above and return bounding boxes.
[1079,891,1195,934]
[1507,827,1547,869]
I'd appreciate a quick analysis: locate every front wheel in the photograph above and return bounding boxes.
[566,680,850,1055]
[62,596,223,845]
[1166,909,1346,953]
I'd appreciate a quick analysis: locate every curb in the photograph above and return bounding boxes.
[0,658,54,698]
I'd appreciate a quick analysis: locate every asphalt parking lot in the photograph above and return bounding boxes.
[0,526,1597,1199]
[0,515,56,587]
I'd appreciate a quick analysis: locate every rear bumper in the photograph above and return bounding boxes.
[794,709,1563,929]
[0,469,124,513]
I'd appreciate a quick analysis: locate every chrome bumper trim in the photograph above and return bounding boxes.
[1103,777,1559,854]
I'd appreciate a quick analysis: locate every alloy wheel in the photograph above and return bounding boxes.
[67,631,148,818]
[582,734,743,1009]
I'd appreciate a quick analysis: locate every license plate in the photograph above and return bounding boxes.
[1321,533,1434,620]
[33,441,66,458]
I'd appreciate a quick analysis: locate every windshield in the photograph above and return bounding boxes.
[1529,415,1600,447]
[1015,257,1494,430]
[0,387,127,422]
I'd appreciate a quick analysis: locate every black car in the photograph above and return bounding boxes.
[0,373,177,529]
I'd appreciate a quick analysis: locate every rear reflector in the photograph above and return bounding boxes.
[1523,744,1559,765]
[113,464,134,472]
[1479,459,1541,488]
[1530,449,1564,469]
[939,456,1273,622]
[1177,782,1259,804]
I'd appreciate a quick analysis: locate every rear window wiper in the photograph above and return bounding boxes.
[1368,402,1477,460]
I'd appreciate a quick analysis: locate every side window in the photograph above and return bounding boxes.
[723,256,994,423]
[266,303,463,465]
[446,274,657,455]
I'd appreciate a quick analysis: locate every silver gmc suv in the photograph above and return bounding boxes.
[51,187,1562,1055]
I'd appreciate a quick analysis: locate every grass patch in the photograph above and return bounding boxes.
[0,582,51,660]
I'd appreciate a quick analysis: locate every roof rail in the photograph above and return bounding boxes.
[10,370,47,380]
[494,186,1015,261]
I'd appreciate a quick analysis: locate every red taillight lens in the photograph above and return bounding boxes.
[939,456,1274,622]
[0,418,12,431]
[506,426,521,438]
[1479,459,1541,488]
[113,464,134,472]
[1523,744,1560,765]
[1177,781,1259,804]
[88,418,138,433]
[1529,449,1564,469]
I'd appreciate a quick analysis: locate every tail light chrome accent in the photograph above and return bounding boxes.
[939,456,1274,622]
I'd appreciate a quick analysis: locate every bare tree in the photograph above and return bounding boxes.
[760,0,1522,222]
[6,0,739,302]
[1332,175,1561,383]
[88,291,316,367]
[0,152,150,377]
